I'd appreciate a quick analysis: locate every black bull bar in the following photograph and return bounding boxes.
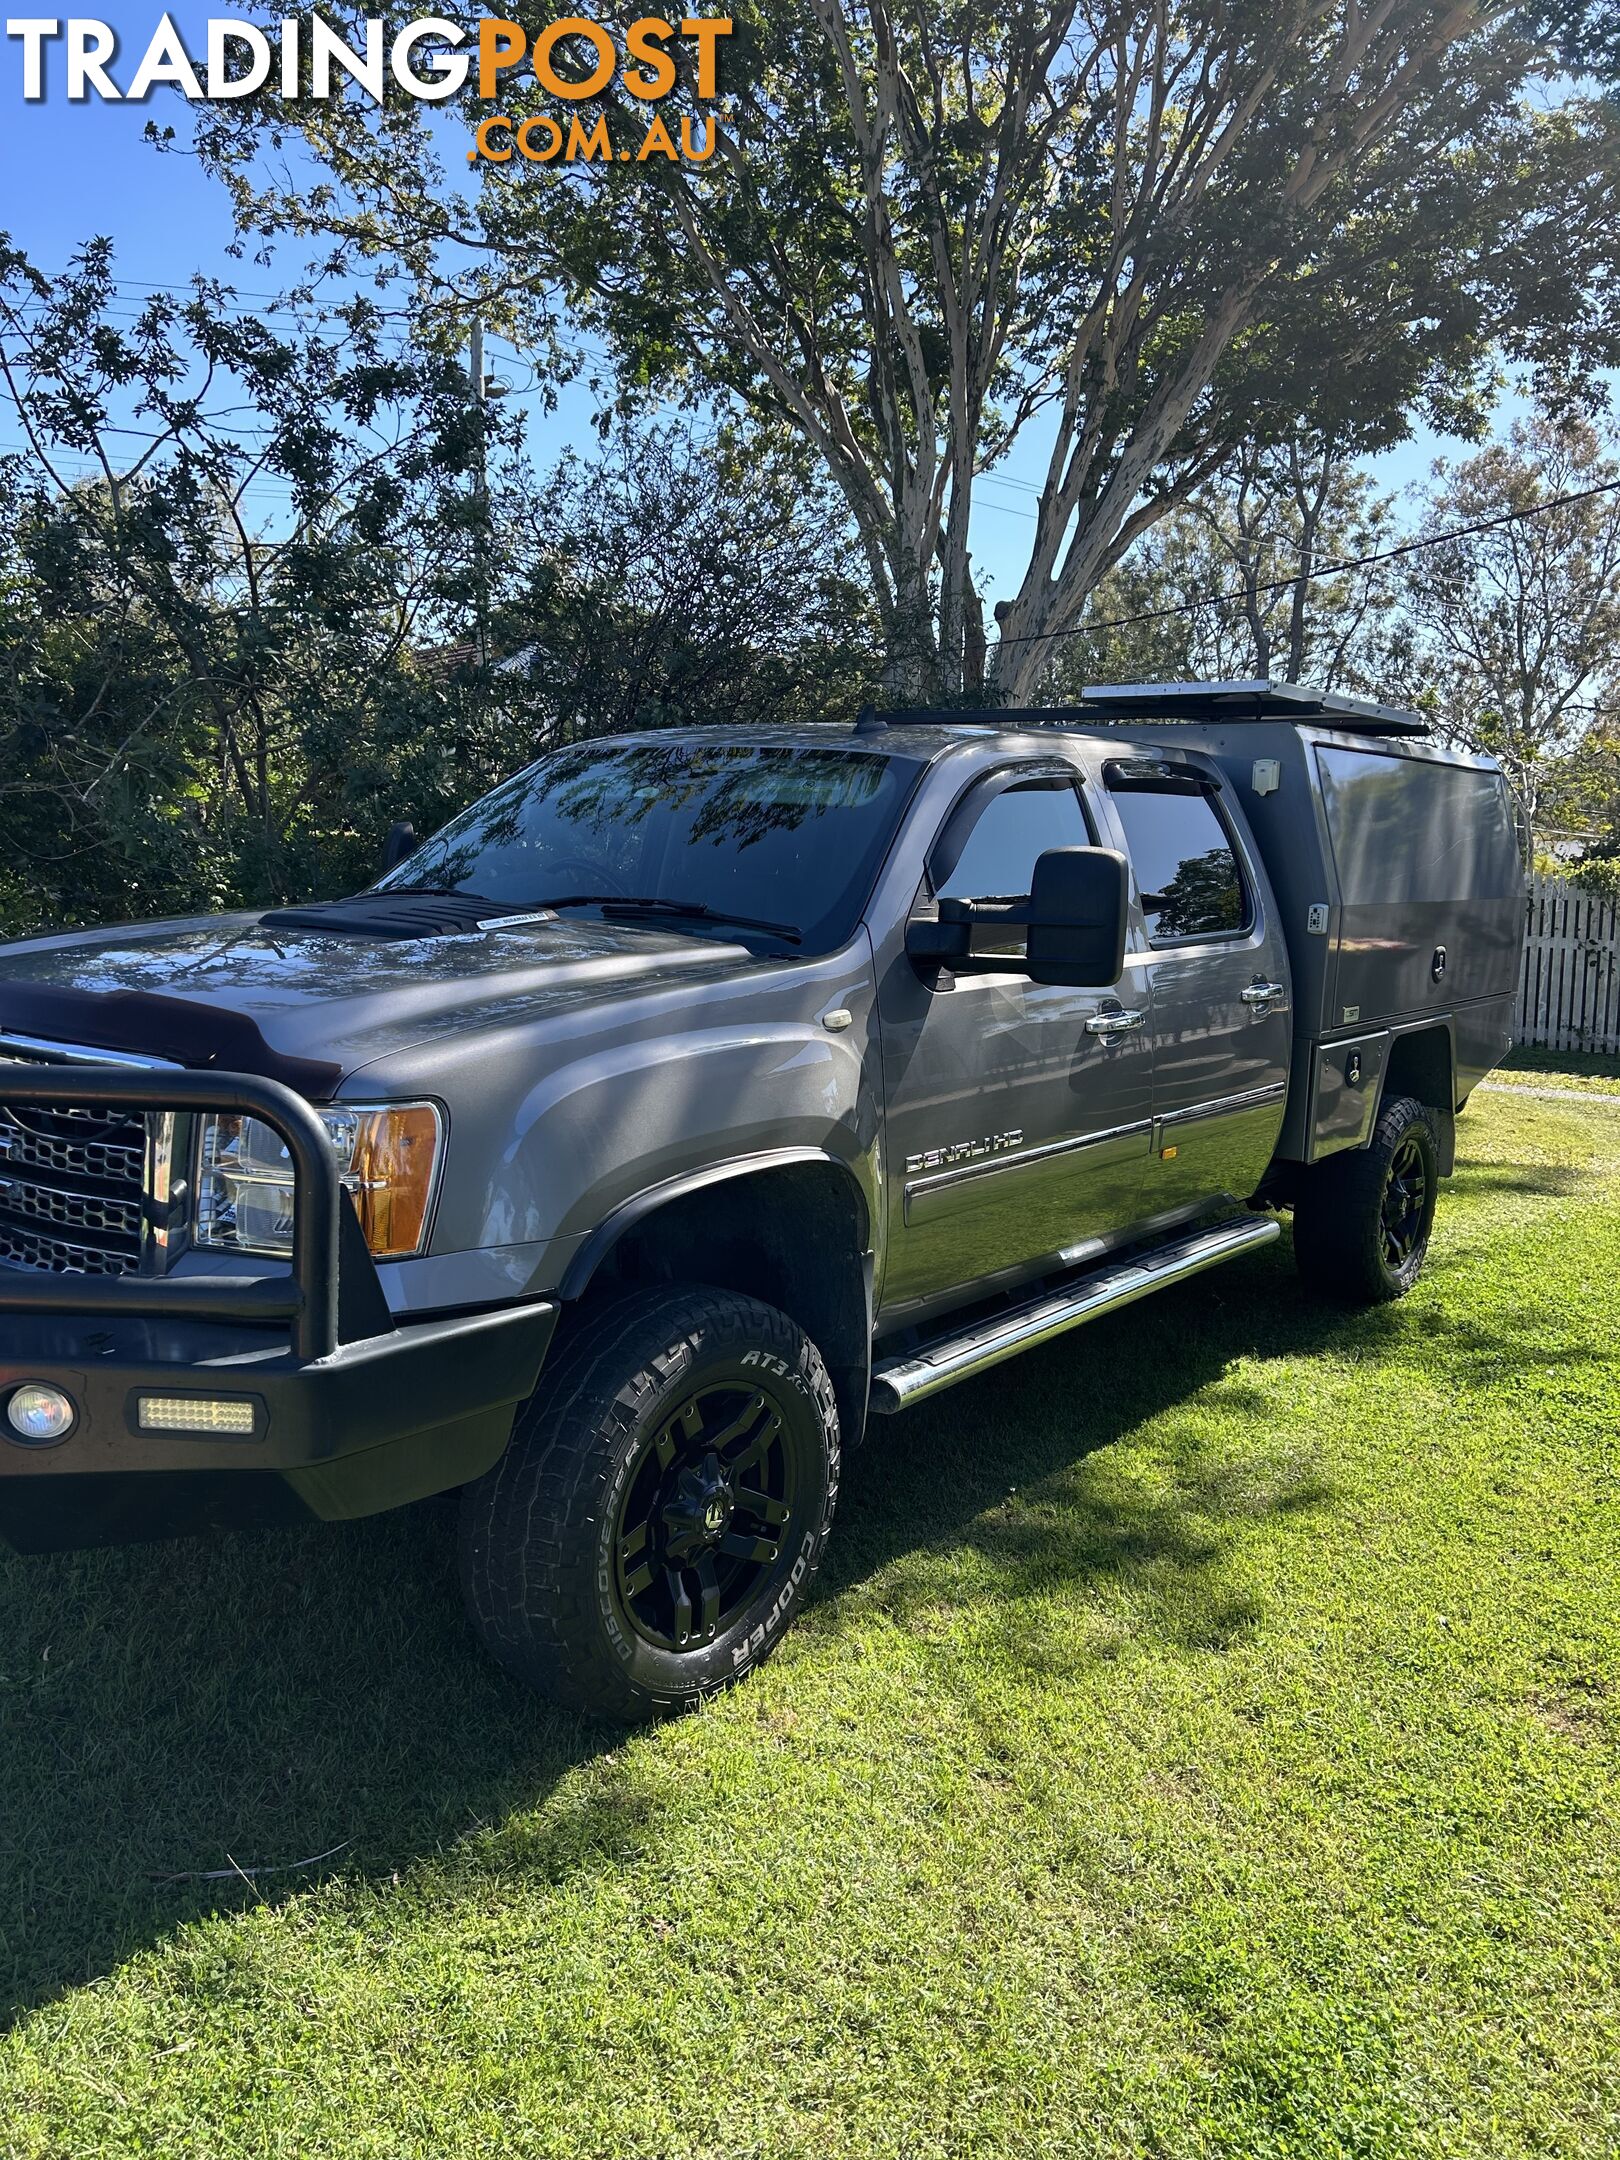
[0,1064,342,1360]
[0,1064,560,1548]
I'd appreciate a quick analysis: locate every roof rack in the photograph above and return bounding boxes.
[1075,680,1428,736]
[853,681,1428,739]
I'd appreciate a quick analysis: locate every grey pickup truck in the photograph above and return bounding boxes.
[0,681,1522,1719]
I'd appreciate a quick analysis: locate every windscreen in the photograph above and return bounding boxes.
[377,739,916,953]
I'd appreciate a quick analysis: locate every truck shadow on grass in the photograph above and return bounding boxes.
[1447,1159,1584,1200]
[0,1238,1493,2025]
[819,1245,1339,1671]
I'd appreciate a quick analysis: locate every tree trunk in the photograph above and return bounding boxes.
[881,544,936,704]
[1287,438,1335,682]
[962,572,987,698]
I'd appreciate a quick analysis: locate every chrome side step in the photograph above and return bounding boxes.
[869,1215,1280,1414]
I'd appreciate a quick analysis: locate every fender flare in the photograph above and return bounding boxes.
[557,1146,874,1303]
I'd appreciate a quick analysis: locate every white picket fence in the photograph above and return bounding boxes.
[1517,873,1620,1055]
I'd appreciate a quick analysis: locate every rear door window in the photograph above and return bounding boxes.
[1109,785,1249,943]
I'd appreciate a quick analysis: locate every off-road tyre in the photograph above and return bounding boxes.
[1292,1092,1441,1306]
[458,1285,839,1721]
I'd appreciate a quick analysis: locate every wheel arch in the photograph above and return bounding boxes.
[1381,1021,1457,1174]
[558,1152,874,1446]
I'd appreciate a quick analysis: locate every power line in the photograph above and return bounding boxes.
[977,470,1044,497]
[995,475,1620,649]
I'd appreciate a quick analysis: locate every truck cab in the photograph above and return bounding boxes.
[0,682,1523,1720]
[870,725,1292,1331]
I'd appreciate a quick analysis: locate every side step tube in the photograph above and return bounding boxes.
[869,1215,1280,1414]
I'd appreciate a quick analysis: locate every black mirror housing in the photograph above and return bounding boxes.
[907,907,972,967]
[905,905,973,969]
[380,820,418,874]
[1026,847,1128,986]
[906,861,1126,986]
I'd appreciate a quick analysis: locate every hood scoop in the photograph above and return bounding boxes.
[260,891,553,941]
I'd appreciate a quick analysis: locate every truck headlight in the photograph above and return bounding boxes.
[195,1103,443,1261]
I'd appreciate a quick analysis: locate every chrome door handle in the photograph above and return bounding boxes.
[1241,981,1287,1007]
[1085,1008,1145,1037]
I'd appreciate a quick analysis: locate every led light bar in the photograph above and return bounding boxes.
[137,1395,258,1436]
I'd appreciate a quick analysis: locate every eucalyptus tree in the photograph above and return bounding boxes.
[192,3,1620,703]
[1402,413,1620,849]
[1039,436,1401,699]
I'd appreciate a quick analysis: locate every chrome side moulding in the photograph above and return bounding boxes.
[902,1116,1154,1212]
[1155,1080,1287,1131]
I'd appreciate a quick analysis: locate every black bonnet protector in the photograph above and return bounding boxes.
[0,982,341,1098]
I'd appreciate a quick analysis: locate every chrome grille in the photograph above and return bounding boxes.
[0,1118,145,1186]
[0,1040,155,1277]
[0,1221,138,1276]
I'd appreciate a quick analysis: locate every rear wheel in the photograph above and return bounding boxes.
[458,1285,839,1721]
[1292,1093,1440,1305]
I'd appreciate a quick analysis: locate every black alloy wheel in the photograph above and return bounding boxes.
[1379,1131,1431,1272]
[614,1383,797,1652]
[1292,1092,1441,1305]
[458,1285,840,1721]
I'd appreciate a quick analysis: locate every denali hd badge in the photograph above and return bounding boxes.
[906,1130,1023,1175]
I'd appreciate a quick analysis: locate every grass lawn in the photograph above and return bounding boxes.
[1499,1046,1620,1094]
[1,1085,1616,2158]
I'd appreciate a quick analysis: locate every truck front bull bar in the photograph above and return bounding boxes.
[0,1067,340,1362]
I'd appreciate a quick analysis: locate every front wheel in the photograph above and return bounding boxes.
[1292,1093,1441,1305]
[458,1286,839,1721]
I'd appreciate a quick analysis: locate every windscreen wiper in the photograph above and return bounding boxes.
[545,894,802,945]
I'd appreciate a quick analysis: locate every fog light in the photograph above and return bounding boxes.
[6,1383,76,1444]
[137,1395,258,1436]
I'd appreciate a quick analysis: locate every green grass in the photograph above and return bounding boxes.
[2,1088,1617,2158]
[1499,1047,1620,1093]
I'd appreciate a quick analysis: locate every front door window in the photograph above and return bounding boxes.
[929,780,1091,958]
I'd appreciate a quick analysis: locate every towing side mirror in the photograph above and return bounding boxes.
[1026,847,1128,987]
[380,820,418,874]
[904,847,1128,987]
[904,906,973,970]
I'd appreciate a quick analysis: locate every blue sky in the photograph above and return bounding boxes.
[0,13,1537,613]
